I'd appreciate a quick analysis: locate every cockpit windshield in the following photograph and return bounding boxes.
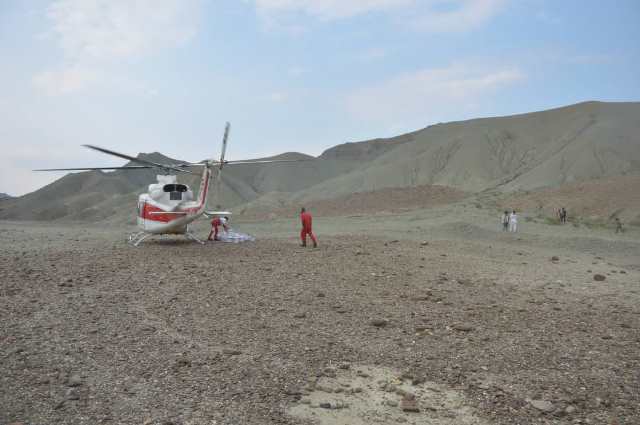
[163,184,188,201]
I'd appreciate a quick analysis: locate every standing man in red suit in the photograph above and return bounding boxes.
[300,207,317,248]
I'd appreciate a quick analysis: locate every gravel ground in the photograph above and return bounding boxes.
[1,218,639,425]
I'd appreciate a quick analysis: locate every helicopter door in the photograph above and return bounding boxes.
[138,200,147,230]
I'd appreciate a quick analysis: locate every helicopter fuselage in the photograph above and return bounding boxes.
[136,169,212,235]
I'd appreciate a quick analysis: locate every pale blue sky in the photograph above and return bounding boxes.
[1,0,639,195]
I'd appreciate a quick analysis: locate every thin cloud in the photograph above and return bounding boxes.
[346,63,525,125]
[33,66,99,95]
[34,0,202,95]
[410,0,507,33]
[253,0,413,21]
[252,0,506,33]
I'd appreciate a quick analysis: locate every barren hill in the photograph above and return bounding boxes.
[286,101,640,203]
[1,101,638,222]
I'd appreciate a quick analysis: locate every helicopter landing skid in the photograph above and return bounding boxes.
[128,231,151,247]
[185,229,205,245]
[127,229,205,246]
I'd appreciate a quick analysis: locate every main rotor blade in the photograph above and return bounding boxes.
[34,166,154,171]
[83,144,194,174]
[222,159,313,165]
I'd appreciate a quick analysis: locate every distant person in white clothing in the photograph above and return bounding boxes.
[509,210,518,232]
[501,211,510,231]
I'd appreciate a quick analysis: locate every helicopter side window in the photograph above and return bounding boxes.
[163,184,188,201]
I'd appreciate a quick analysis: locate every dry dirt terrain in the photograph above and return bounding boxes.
[1,208,639,425]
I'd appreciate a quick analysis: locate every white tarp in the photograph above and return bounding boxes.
[217,229,256,243]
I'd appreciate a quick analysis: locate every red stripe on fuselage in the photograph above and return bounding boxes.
[141,204,184,223]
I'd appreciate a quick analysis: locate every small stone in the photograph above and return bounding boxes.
[453,324,475,332]
[565,405,577,414]
[399,391,415,400]
[356,370,370,378]
[529,399,554,412]
[317,292,326,297]
[65,388,80,400]
[400,398,420,412]
[420,241,429,246]
[551,256,559,261]
[67,374,82,387]
[293,312,307,319]
[593,274,606,281]
[316,385,333,393]
[385,400,399,407]
[222,348,242,355]
[412,295,431,302]
[323,367,337,377]
[370,319,389,327]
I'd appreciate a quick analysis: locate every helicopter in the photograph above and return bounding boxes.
[35,123,300,246]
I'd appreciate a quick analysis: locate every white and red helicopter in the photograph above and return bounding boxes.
[36,123,299,246]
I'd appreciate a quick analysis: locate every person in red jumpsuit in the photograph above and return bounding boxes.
[207,216,229,241]
[300,207,317,247]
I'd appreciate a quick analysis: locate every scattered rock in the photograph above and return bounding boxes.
[316,292,326,297]
[370,319,389,328]
[284,387,302,396]
[420,241,429,246]
[66,374,82,387]
[323,367,337,377]
[400,398,420,413]
[65,388,80,400]
[529,399,554,412]
[411,377,426,386]
[356,370,370,378]
[315,385,334,393]
[452,324,475,332]
[411,295,430,301]
[222,348,242,356]
[293,312,307,319]
[565,405,577,414]
[551,256,559,262]
[593,274,606,281]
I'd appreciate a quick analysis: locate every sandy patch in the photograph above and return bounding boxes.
[288,364,489,425]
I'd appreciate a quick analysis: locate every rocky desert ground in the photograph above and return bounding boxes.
[1,203,639,425]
